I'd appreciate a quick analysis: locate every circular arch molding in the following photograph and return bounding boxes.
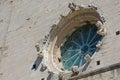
[43,5,106,74]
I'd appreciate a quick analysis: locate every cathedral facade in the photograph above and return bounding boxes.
[0,0,120,80]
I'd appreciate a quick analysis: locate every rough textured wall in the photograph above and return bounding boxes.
[0,0,120,80]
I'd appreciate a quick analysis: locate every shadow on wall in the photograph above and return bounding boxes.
[46,74,52,80]
[31,57,43,70]
[41,74,52,80]
[82,62,90,72]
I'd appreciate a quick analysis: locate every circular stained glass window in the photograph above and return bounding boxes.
[61,24,103,70]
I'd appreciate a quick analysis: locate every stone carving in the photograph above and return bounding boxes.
[78,4,86,9]
[41,63,47,70]
[37,52,43,58]
[51,74,59,80]
[68,3,76,11]
[58,71,71,80]
[50,24,57,33]
[52,24,57,28]
[96,21,106,36]
[84,54,91,62]
[48,71,54,75]
[72,66,79,73]
[68,3,86,11]
[101,16,106,23]
[58,72,64,80]
[35,43,44,58]
[96,21,102,28]
[38,4,107,80]
[97,27,106,36]
[96,41,103,49]
[35,43,40,52]
[71,66,79,76]
[88,4,97,10]
[60,15,65,18]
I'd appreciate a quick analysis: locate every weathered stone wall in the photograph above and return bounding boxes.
[0,0,120,80]
[78,68,120,80]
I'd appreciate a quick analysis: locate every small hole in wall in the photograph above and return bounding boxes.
[58,58,61,62]
[96,60,100,65]
[61,68,64,71]
[10,1,13,3]
[116,31,120,35]
[26,18,31,20]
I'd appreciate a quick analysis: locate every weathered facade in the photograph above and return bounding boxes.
[0,0,120,80]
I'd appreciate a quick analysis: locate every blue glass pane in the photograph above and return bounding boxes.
[61,24,103,70]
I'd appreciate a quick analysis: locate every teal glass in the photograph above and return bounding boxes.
[61,24,103,70]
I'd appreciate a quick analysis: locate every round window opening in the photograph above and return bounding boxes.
[61,23,103,70]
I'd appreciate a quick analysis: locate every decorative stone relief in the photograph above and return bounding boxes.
[96,21,107,36]
[35,3,106,80]
[71,66,79,76]
[84,54,92,62]
[96,41,103,49]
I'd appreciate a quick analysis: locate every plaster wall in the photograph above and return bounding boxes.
[0,0,120,80]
